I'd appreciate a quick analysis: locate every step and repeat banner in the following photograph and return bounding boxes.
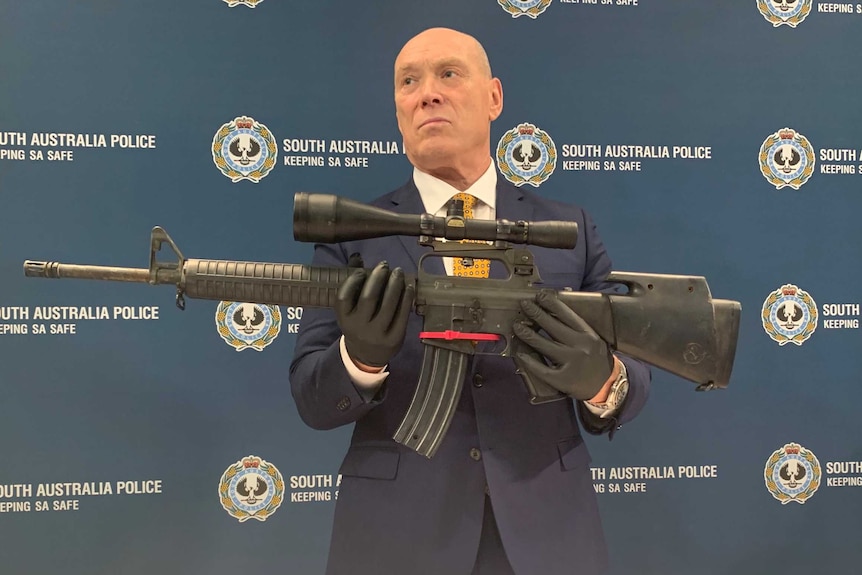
[1,2,861,574]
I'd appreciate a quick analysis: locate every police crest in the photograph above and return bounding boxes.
[212,116,277,182]
[498,0,553,19]
[219,456,285,522]
[496,123,557,187]
[758,128,815,190]
[216,301,282,351]
[756,0,812,28]
[764,443,821,504]
[761,284,818,346]
[223,0,264,7]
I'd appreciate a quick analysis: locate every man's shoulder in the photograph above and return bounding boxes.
[366,178,417,209]
[364,174,590,221]
[498,180,587,220]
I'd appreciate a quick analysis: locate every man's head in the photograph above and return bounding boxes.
[394,28,503,189]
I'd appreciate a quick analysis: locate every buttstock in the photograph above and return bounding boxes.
[605,272,741,389]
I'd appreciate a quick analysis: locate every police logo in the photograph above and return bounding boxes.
[223,0,264,7]
[212,116,277,182]
[498,0,553,19]
[216,301,282,351]
[764,443,821,504]
[496,123,557,187]
[219,456,284,522]
[756,0,812,28]
[761,284,818,346]
[758,128,815,189]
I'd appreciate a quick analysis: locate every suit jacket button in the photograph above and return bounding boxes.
[336,396,351,411]
[469,448,482,461]
[472,373,484,388]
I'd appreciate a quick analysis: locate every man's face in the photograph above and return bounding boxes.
[394,29,502,173]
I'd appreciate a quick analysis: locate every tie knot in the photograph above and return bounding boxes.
[452,192,478,219]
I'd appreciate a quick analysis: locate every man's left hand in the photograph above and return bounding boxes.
[513,291,615,401]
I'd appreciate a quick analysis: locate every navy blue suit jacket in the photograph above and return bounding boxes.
[289,177,650,575]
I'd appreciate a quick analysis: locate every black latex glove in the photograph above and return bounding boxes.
[335,260,414,368]
[513,290,614,401]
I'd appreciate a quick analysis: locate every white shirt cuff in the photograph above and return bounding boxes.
[339,336,388,391]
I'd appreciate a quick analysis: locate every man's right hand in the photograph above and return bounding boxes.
[335,261,414,369]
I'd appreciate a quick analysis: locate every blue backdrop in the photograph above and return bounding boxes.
[2,1,861,573]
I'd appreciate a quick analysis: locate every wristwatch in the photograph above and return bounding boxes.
[584,360,629,418]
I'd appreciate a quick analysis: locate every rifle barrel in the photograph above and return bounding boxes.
[24,259,356,309]
[23,261,153,283]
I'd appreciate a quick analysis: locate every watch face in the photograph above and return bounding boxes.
[586,364,628,412]
[612,383,628,407]
[607,372,629,409]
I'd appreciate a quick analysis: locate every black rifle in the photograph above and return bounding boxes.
[24,193,741,458]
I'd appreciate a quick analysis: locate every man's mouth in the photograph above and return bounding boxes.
[419,118,449,129]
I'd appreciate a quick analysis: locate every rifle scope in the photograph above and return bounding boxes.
[293,193,578,249]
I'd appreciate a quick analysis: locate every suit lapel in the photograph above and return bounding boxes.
[389,180,444,275]
[495,179,533,223]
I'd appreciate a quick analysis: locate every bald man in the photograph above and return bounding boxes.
[290,28,650,575]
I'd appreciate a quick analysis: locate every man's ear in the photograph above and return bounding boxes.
[488,77,503,121]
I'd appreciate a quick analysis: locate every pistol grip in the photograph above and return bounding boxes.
[512,350,567,405]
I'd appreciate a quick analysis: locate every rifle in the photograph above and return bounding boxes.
[24,193,741,458]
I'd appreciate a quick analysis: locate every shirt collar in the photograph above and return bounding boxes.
[412,161,497,215]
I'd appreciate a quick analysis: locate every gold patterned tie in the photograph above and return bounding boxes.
[451,192,490,278]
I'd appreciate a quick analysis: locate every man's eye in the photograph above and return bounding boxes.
[403,77,414,86]
[442,70,456,78]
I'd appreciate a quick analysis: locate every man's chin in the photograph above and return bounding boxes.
[411,147,460,171]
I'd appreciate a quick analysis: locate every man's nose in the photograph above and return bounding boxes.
[420,78,444,107]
